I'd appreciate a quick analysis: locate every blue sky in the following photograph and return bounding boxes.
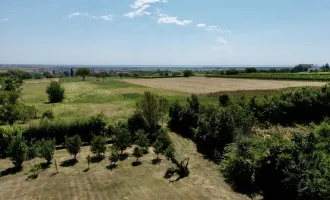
[0,0,329,65]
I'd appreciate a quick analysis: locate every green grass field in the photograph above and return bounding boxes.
[21,77,219,123]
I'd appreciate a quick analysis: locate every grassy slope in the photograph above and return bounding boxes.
[21,77,219,123]
[0,132,248,200]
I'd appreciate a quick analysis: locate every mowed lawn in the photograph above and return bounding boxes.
[0,133,248,200]
[21,77,219,122]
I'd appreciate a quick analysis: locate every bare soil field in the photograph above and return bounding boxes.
[0,133,248,200]
[123,77,326,94]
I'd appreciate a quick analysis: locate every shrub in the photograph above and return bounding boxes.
[183,70,194,77]
[108,147,119,165]
[42,109,54,119]
[46,81,65,103]
[90,136,107,158]
[134,130,150,153]
[7,135,27,169]
[65,135,82,160]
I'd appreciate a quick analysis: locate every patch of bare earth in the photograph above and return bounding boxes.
[122,77,326,94]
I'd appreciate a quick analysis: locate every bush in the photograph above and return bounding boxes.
[65,135,82,160]
[183,70,194,77]
[42,109,54,119]
[108,147,119,165]
[46,81,65,103]
[90,136,107,158]
[36,139,55,164]
[7,134,27,168]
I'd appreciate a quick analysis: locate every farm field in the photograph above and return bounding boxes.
[0,133,248,200]
[123,77,326,94]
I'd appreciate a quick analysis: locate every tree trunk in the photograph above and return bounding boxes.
[83,76,85,81]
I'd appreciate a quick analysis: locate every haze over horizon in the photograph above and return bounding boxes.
[1,0,329,65]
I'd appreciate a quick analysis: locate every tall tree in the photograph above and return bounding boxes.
[46,81,65,103]
[135,91,169,132]
[76,68,91,81]
[65,135,82,161]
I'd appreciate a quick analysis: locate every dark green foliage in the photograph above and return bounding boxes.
[152,132,171,159]
[251,84,330,125]
[127,111,148,135]
[7,135,27,169]
[0,77,35,124]
[23,114,108,145]
[46,81,65,103]
[90,136,107,158]
[183,70,194,77]
[76,68,91,81]
[132,146,143,162]
[164,144,175,161]
[34,73,43,79]
[226,69,239,75]
[245,67,257,73]
[65,135,82,160]
[134,130,150,152]
[220,123,330,199]
[219,95,230,107]
[113,130,131,154]
[108,147,119,165]
[43,72,54,78]
[35,139,55,164]
[171,72,181,77]
[42,109,54,119]
[195,104,255,160]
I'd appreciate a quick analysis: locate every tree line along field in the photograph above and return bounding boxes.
[205,72,330,81]
[1,71,330,200]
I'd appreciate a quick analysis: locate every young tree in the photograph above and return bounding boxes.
[118,73,124,78]
[159,96,169,126]
[65,135,82,161]
[76,68,91,81]
[7,135,27,169]
[135,130,150,153]
[86,155,91,169]
[132,147,143,162]
[100,71,108,82]
[36,139,55,165]
[91,136,107,158]
[164,144,175,161]
[46,81,65,103]
[152,133,172,160]
[152,140,164,160]
[108,147,119,166]
[113,131,131,155]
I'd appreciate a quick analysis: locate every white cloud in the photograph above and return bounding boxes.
[216,37,228,45]
[197,24,206,28]
[206,25,220,31]
[124,4,151,18]
[68,13,113,21]
[69,12,88,18]
[100,15,113,21]
[3,18,9,21]
[157,14,192,26]
[131,0,167,8]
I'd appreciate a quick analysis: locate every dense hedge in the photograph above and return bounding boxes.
[23,114,107,145]
[220,123,330,199]
[206,73,330,81]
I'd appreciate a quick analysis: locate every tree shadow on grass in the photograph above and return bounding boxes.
[60,159,77,167]
[118,153,128,161]
[26,174,38,180]
[131,161,142,167]
[0,167,21,177]
[106,164,118,170]
[40,162,51,170]
[83,168,90,172]
[90,155,105,163]
[151,158,161,165]
[164,167,176,179]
